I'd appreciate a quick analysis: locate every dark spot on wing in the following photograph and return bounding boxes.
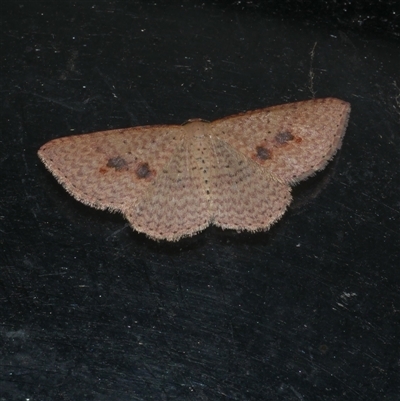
[136,162,152,179]
[107,156,129,171]
[275,131,294,144]
[255,145,271,161]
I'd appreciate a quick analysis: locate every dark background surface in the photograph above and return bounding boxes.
[1,1,400,400]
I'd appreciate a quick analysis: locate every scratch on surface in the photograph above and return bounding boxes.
[354,192,398,213]
[105,223,130,240]
[337,179,399,218]
[393,81,400,118]
[305,358,364,399]
[95,67,155,122]
[289,386,304,400]
[308,42,317,98]
[30,92,85,111]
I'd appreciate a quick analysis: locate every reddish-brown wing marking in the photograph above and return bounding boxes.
[38,125,185,211]
[211,98,350,184]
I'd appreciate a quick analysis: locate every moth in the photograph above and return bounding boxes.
[38,97,350,241]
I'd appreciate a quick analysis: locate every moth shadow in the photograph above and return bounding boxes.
[290,155,340,212]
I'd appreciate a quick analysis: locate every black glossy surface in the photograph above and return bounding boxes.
[1,1,400,400]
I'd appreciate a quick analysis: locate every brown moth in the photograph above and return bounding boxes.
[38,98,350,241]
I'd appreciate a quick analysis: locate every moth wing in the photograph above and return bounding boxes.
[38,125,185,211]
[208,137,292,232]
[126,134,212,241]
[210,98,350,184]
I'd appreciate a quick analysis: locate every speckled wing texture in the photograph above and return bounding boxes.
[207,136,292,232]
[211,97,350,184]
[125,132,213,241]
[38,97,350,241]
[38,125,185,212]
